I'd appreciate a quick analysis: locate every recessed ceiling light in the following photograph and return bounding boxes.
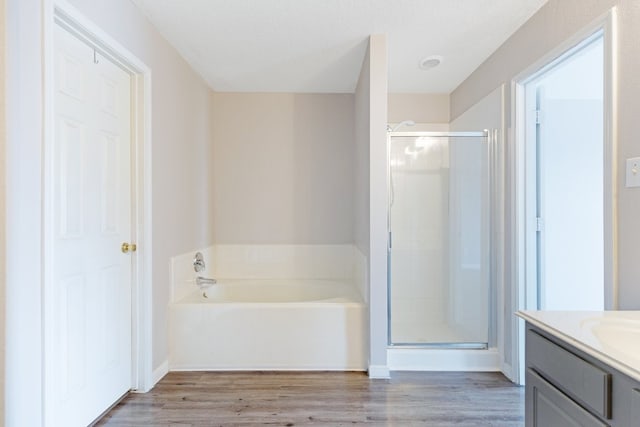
[419,55,443,70]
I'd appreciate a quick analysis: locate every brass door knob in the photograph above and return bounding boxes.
[121,242,137,253]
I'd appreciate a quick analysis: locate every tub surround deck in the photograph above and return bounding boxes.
[181,279,363,304]
[170,244,368,301]
[517,310,640,382]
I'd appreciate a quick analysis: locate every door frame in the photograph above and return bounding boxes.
[42,0,153,422]
[509,7,618,384]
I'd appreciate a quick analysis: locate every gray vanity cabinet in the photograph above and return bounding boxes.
[525,324,640,427]
[527,369,608,427]
[632,389,640,423]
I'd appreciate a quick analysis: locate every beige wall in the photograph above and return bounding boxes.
[211,92,354,244]
[388,93,450,124]
[451,0,640,308]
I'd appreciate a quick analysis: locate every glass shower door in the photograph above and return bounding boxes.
[388,132,489,347]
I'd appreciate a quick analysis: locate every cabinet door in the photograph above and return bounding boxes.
[526,369,609,427]
[631,389,640,424]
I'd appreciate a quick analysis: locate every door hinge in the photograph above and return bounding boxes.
[536,217,544,232]
[535,109,542,124]
[388,231,392,249]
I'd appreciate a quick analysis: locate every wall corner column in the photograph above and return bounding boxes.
[368,33,389,378]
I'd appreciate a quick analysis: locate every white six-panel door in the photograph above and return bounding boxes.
[52,23,133,427]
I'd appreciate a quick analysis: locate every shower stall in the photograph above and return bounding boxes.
[387,131,492,348]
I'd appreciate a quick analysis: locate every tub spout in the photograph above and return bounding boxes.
[196,276,217,288]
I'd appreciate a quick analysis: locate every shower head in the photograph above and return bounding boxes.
[388,120,416,132]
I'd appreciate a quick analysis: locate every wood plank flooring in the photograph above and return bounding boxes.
[95,371,524,426]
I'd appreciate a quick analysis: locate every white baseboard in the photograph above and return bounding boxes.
[368,364,391,379]
[151,359,169,386]
[388,348,501,371]
[501,361,518,384]
[169,364,367,371]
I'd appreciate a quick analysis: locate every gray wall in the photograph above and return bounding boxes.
[211,93,354,244]
[368,34,390,375]
[388,93,450,124]
[451,0,640,309]
[355,49,371,256]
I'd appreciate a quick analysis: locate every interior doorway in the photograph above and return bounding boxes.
[512,8,617,385]
[523,32,605,311]
[50,21,134,426]
[43,4,154,425]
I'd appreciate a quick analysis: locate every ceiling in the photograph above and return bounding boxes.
[131,0,549,94]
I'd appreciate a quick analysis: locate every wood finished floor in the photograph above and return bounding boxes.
[95,371,524,427]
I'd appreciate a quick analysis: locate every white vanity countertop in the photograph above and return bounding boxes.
[517,310,640,383]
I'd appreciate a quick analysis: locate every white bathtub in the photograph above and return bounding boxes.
[169,279,367,371]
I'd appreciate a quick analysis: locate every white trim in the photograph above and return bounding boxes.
[510,7,618,385]
[510,81,528,385]
[495,86,512,381]
[501,362,515,383]
[169,366,368,372]
[602,8,618,310]
[476,85,511,382]
[144,359,169,392]
[42,3,56,424]
[43,1,153,423]
[367,365,391,379]
[388,348,500,372]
